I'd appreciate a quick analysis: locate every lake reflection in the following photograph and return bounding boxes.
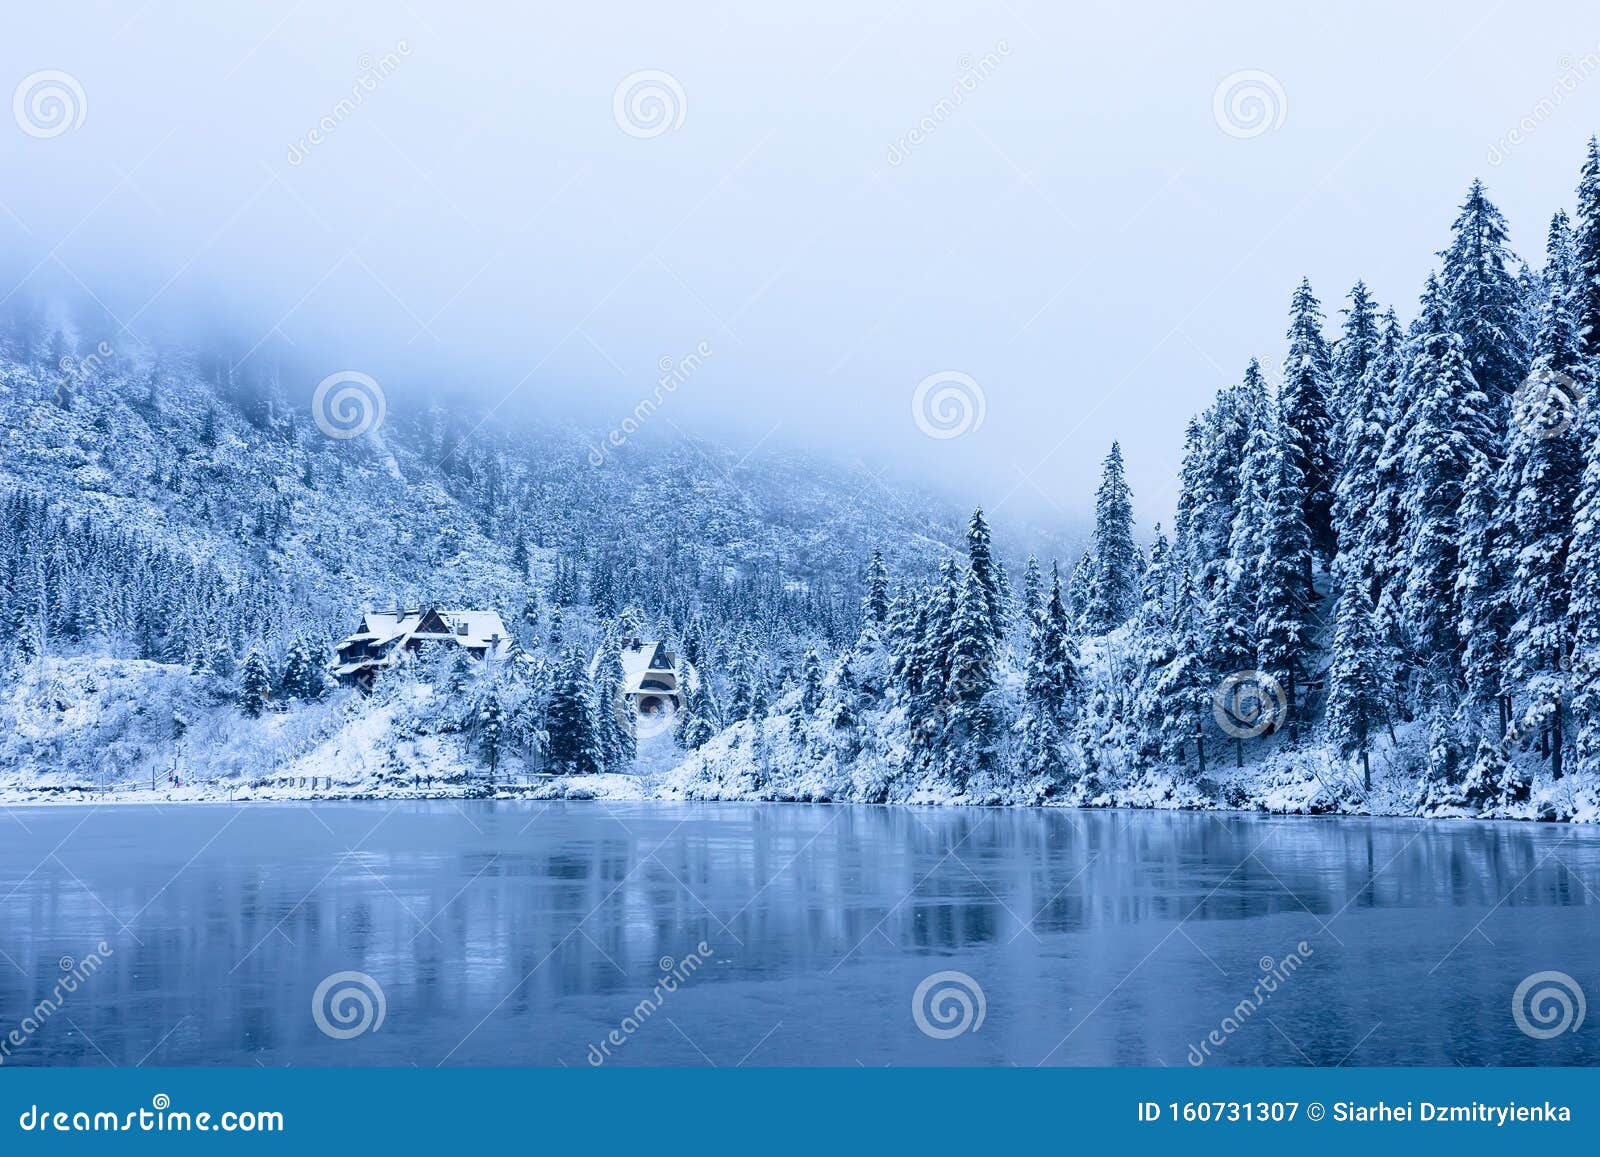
[1,802,1596,1066]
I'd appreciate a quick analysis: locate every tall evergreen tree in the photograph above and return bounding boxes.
[1574,137,1600,358]
[862,550,890,625]
[1326,575,1390,788]
[1438,179,1527,405]
[1084,442,1138,632]
[965,509,1007,641]
[546,649,601,775]
[1281,279,1338,569]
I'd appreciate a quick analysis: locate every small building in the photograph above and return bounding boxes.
[590,638,690,722]
[333,608,510,690]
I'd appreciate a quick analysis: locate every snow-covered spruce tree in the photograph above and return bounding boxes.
[1253,404,1314,739]
[1067,551,1096,631]
[1334,308,1402,599]
[1501,214,1590,776]
[1326,573,1391,789]
[1128,529,1175,766]
[862,550,890,625]
[1155,562,1211,774]
[1212,396,1274,687]
[478,692,506,782]
[1574,136,1600,358]
[1187,366,1262,601]
[238,648,273,717]
[1016,561,1080,788]
[940,566,1004,790]
[592,635,635,771]
[1083,442,1138,633]
[1331,280,1383,468]
[1457,451,1513,737]
[799,648,825,716]
[1281,279,1338,567]
[1399,276,1496,682]
[1567,406,1600,778]
[1438,178,1529,407]
[965,508,1007,642]
[1019,555,1044,631]
[545,649,601,776]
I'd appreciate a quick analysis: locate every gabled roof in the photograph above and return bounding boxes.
[343,609,511,659]
[589,639,690,695]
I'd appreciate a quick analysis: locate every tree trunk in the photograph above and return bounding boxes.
[1196,730,1206,777]
[1552,695,1564,780]
[1235,736,1243,769]
[1362,749,1371,792]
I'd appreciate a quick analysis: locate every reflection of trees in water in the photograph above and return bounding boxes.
[0,803,1593,1064]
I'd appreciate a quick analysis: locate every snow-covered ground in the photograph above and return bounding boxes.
[5,654,1594,823]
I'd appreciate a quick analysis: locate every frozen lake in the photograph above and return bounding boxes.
[1,801,1596,1066]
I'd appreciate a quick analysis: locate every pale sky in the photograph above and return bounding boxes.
[5,1,1600,531]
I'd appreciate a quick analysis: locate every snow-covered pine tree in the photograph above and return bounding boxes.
[1016,561,1080,784]
[238,648,272,717]
[1084,442,1138,633]
[1503,213,1590,774]
[1400,276,1496,681]
[546,649,601,776]
[1253,404,1313,738]
[1335,308,1403,599]
[1574,136,1600,358]
[1281,278,1338,570]
[592,635,635,771]
[965,508,1007,642]
[940,565,1003,787]
[1155,563,1211,774]
[1566,405,1600,777]
[1457,451,1513,736]
[1331,280,1382,469]
[1438,179,1528,406]
[1326,573,1390,789]
[862,550,890,625]
[799,648,824,716]
[1019,555,1044,630]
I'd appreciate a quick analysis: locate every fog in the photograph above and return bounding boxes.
[4,1,1599,528]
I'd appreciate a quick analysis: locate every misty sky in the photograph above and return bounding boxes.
[5,2,1600,531]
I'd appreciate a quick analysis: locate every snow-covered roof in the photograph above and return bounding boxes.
[344,609,511,655]
[588,640,693,695]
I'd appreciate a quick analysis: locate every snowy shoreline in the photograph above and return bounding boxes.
[2,774,1589,823]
